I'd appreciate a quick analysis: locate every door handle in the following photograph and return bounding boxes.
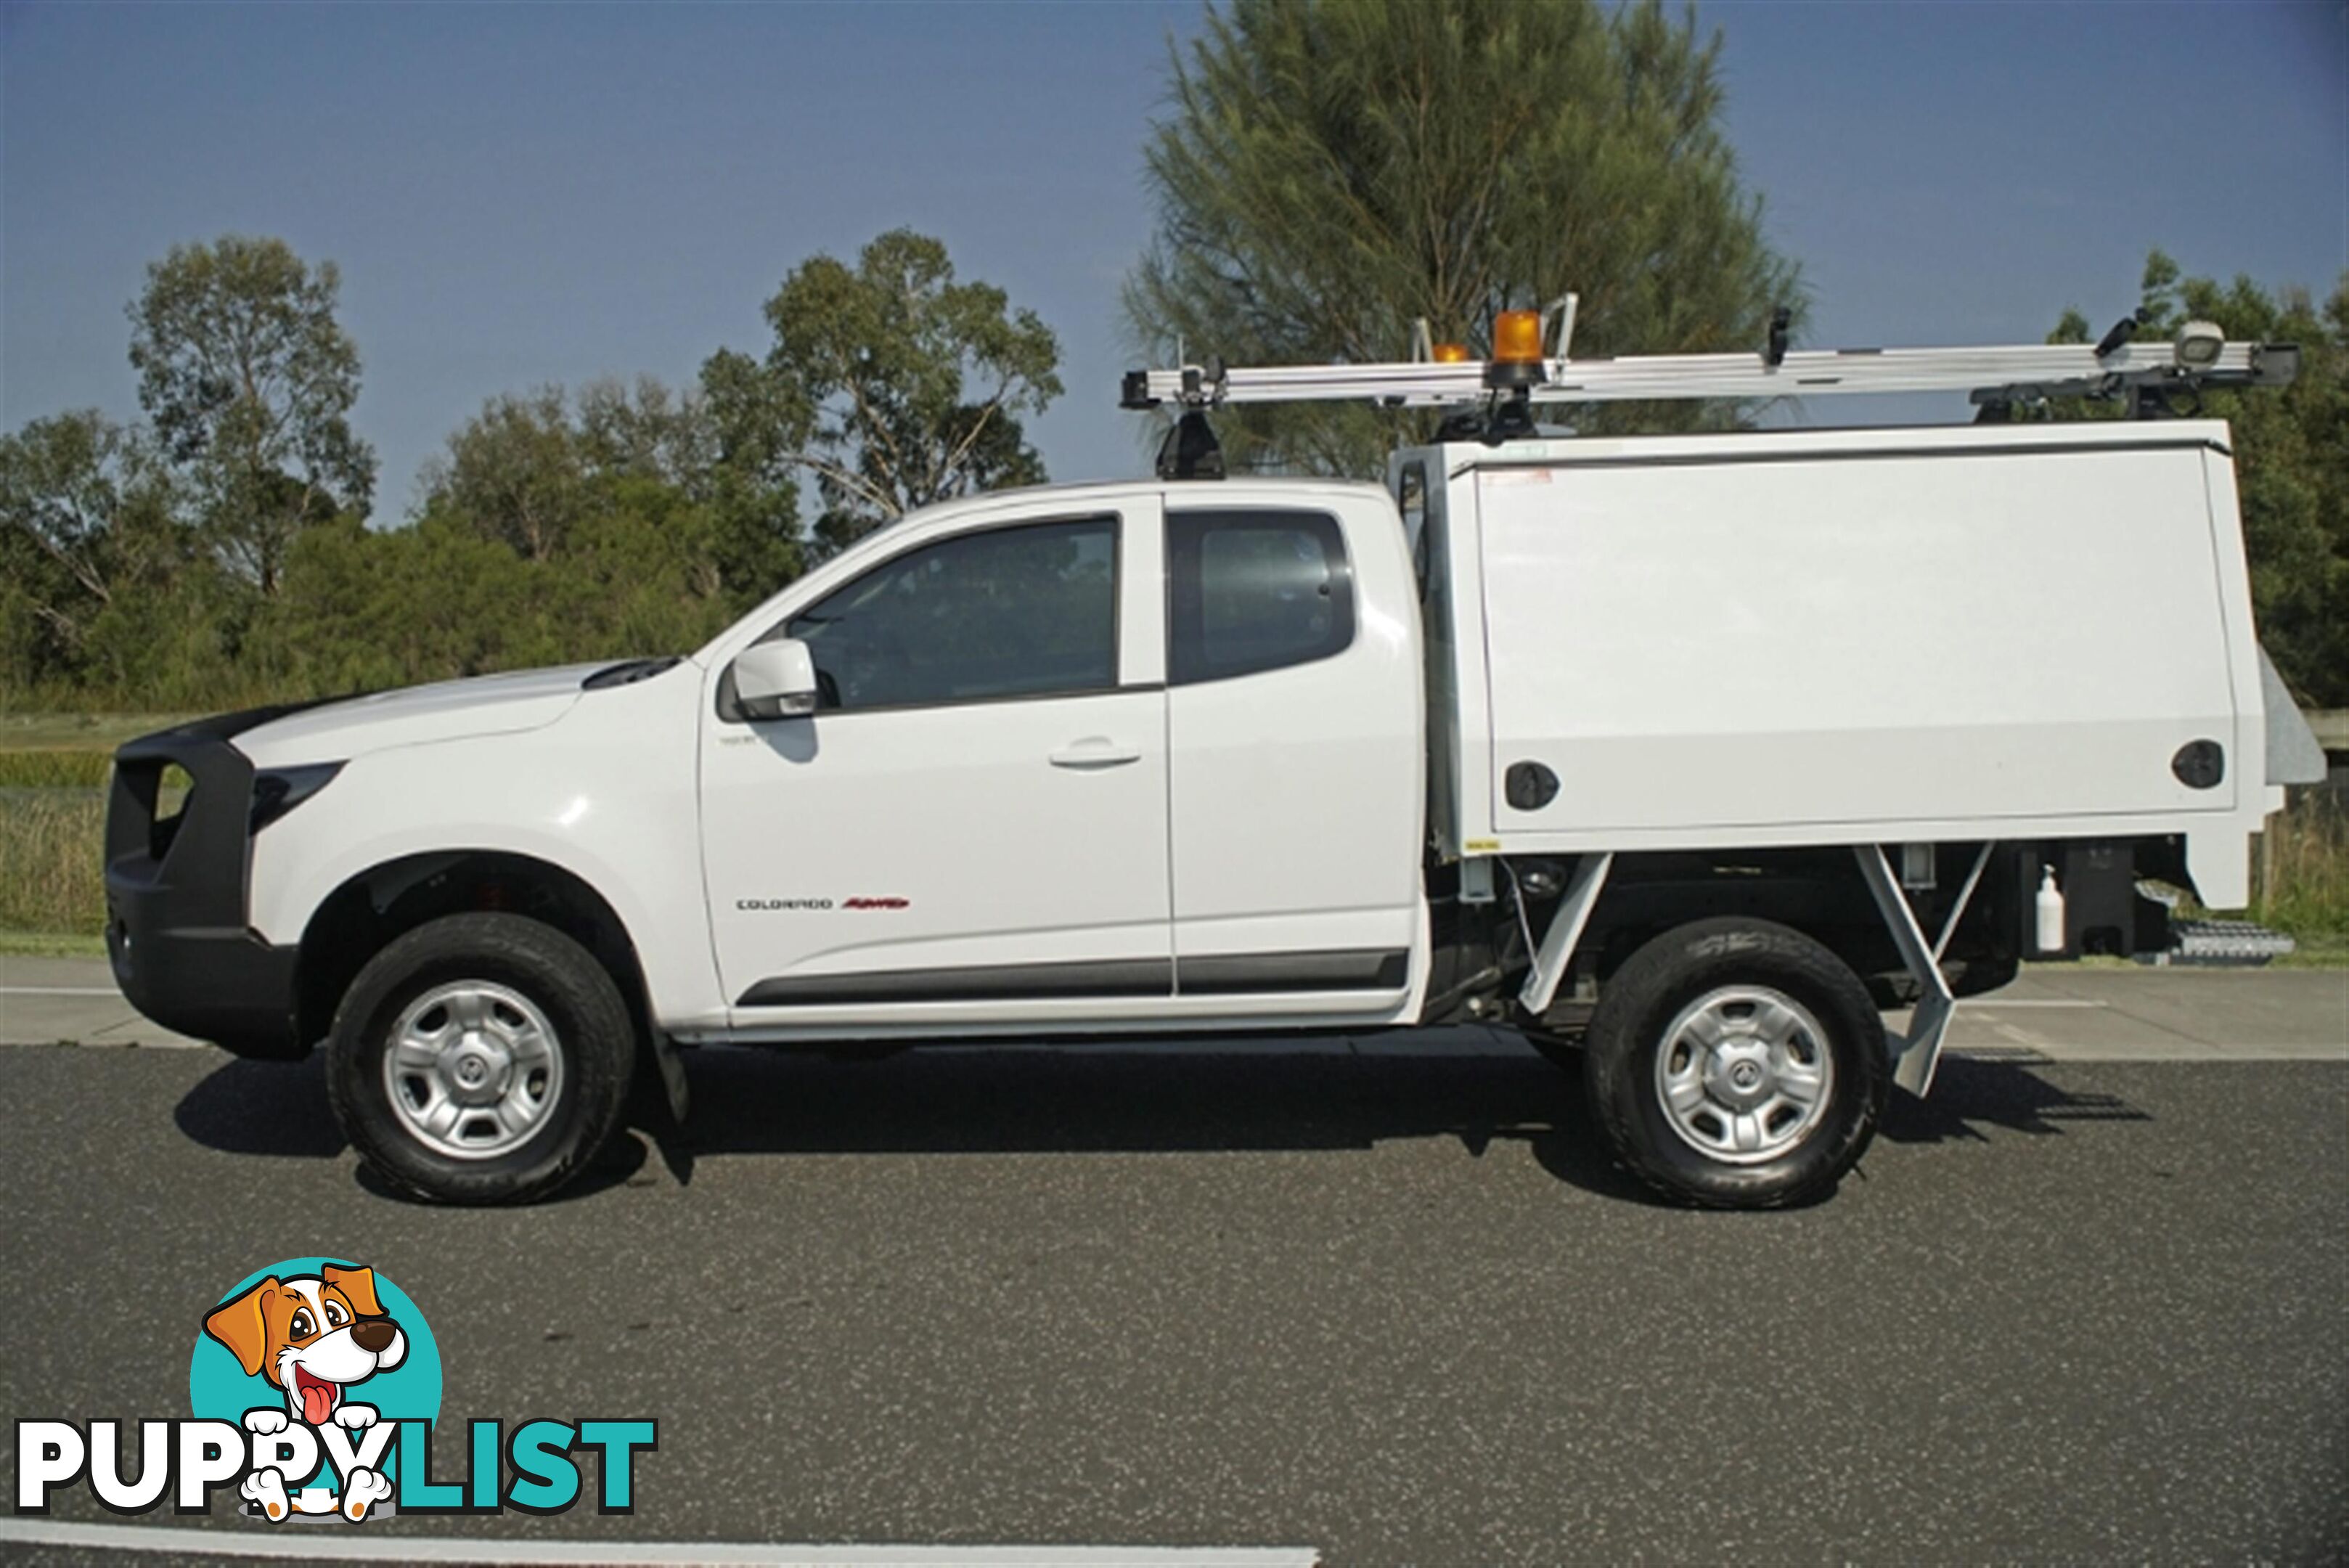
[1050,738,1142,769]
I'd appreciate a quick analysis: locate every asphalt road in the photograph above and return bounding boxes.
[1,1018,2345,1562]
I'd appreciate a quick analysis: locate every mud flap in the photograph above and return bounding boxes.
[650,1031,691,1124]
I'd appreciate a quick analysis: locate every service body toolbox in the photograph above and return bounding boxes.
[1414,421,2274,902]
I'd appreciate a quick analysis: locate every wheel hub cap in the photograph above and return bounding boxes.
[1654,985,1835,1166]
[1707,1041,1775,1109]
[383,981,563,1161]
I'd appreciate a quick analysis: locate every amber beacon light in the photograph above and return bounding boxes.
[1485,309,1546,390]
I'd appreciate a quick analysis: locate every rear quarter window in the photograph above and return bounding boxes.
[1167,509,1355,685]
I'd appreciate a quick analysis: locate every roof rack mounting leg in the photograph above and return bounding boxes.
[1156,409,1225,481]
[1483,391,1537,444]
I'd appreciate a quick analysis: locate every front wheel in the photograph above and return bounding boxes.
[1584,918,1887,1209]
[324,913,636,1205]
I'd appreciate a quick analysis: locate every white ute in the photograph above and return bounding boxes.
[103,317,2323,1206]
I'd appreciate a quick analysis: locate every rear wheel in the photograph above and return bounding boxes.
[1583,918,1887,1209]
[324,913,635,1205]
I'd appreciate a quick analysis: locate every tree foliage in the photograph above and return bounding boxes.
[235,374,807,695]
[9,227,1056,710]
[242,488,742,699]
[2027,252,2349,709]
[707,228,1061,552]
[0,412,216,698]
[428,388,589,563]
[1125,0,1802,475]
[127,236,375,592]
[422,376,802,616]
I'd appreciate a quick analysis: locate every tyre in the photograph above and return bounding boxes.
[324,913,637,1205]
[1583,918,1887,1209]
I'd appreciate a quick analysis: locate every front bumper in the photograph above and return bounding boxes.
[104,703,326,1058]
[106,918,300,1057]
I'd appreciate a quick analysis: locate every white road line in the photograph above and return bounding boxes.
[1956,999,2109,1009]
[5,1036,213,1048]
[0,985,123,996]
[0,1520,1318,1567]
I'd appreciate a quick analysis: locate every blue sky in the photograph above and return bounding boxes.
[4,1,2344,518]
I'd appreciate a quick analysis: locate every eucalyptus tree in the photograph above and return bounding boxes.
[1126,0,1802,475]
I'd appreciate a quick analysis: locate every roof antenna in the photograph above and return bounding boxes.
[1765,306,1792,368]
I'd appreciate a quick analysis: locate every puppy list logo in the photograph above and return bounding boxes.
[195,1259,431,1522]
[13,1257,654,1524]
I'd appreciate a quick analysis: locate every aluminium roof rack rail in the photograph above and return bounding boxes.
[1121,334,2299,413]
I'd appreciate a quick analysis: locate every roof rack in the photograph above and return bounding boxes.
[1124,306,2300,478]
[1122,334,2298,414]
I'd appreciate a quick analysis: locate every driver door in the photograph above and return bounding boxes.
[699,502,1172,1025]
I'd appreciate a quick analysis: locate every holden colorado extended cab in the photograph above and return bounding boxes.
[105,330,2322,1208]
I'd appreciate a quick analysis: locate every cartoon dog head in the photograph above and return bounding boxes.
[203,1262,408,1426]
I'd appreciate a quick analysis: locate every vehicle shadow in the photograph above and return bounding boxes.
[171,1052,650,1203]
[173,1053,346,1158]
[1876,1051,2154,1145]
[170,1037,2144,1207]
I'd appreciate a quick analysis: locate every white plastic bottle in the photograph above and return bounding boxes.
[2035,865,2067,955]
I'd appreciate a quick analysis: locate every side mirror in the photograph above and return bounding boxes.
[732,639,820,720]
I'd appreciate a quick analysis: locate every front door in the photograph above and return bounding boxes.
[701,505,1172,1024]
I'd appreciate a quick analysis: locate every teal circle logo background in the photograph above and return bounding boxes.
[189,1259,442,1485]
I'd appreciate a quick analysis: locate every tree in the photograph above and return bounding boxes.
[128,235,375,592]
[422,375,801,613]
[249,513,559,696]
[695,350,809,607]
[423,388,586,563]
[707,229,1062,552]
[0,412,187,689]
[1125,0,1802,475]
[250,469,750,700]
[2030,252,2349,708]
[0,410,258,706]
[573,376,716,486]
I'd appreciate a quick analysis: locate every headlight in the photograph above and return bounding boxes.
[250,763,344,833]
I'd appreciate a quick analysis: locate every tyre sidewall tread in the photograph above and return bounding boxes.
[325,913,635,1205]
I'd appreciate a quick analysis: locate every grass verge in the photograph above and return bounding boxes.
[0,788,105,936]
[0,751,114,787]
[2252,788,2349,939]
[2268,930,2349,968]
[0,930,108,957]
[0,713,190,751]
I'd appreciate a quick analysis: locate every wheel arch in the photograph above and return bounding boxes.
[295,849,655,1058]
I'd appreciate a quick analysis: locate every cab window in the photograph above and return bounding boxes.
[1167,509,1355,685]
[782,517,1118,711]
